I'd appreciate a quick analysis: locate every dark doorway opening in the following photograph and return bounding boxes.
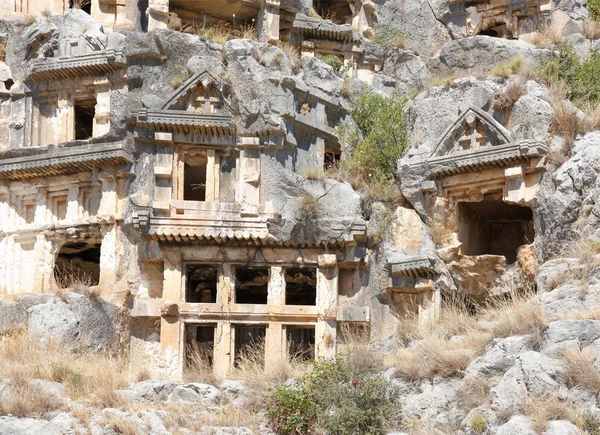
[183,160,207,201]
[314,0,352,24]
[185,324,215,372]
[186,264,218,303]
[457,199,534,264]
[285,268,317,306]
[70,0,91,15]
[235,267,269,304]
[234,325,265,367]
[286,326,315,361]
[54,242,101,288]
[74,99,95,140]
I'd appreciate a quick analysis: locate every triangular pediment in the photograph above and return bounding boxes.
[161,70,233,116]
[432,107,512,157]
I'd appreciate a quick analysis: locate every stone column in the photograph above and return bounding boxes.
[56,90,70,144]
[33,234,53,294]
[162,250,183,301]
[34,188,47,226]
[417,279,439,326]
[94,78,112,138]
[160,250,183,379]
[147,0,169,31]
[99,225,117,290]
[205,149,219,203]
[316,254,338,359]
[265,266,286,370]
[66,186,79,221]
[214,264,235,378]
[98,173,117,217]
[260,0,281,43]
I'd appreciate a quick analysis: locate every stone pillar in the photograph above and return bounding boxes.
[34,188,47,226]
[162,250,183,301]
[316,254,338,359]
[94,78,112,138]
[261,0,281,43]
[160,316,182,380]
[505,166,525,203]
[205,149,219,203]
[417,279,440,326]
[147,0,169,31]
[56,90,70,144]
[214,264,235,378]
[32,234,53,294]
[99,225,117,290]
[66,186,79,221]
[265,266,286,370]
[98,174,117,216]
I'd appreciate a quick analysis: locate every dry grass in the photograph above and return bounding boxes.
[562,349,600,393]
[580,101,600,131]
[490,57,524,79]
[457,377,491,409]
[0,332,129,408]
[0,370,61,417]
[298,192,319,218]
[522,21,562,48]
[495,77,528,110]
[184,343,217,385]
[546,83,589,152]
[391,287,547,381]
[0,41,6,62]
[522,393,579,433]
[276,41,301,74]
[583,19,600,40]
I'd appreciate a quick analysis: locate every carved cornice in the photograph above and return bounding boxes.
[409,141,547,177]
[0,141,133,180]
[389,256,434,278]
[292,14,356,41]
[134,108,235,136]
[27,50,126,81]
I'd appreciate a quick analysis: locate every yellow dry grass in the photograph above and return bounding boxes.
[562,348,600,393]
[0,370,61,417]
[391,288,547,381]
[522,393,579,433]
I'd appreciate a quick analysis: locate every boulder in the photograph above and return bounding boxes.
[491,351,566,414]
[465,335,531,379]
[543,420,582,434]
[496,415,537,435]
[168,383,220,404]
[0,300,27,333]
[459,407,499,433]
[402,379,459,421]
[119,380,177,402]
[541,320,600,358]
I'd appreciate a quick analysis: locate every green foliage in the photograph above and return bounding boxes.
[266,359,400,435]
[590,0,600,21]
[471,415,488,433]
[345,90,409,180]
[372,24,407,50]
[490,56,523,78]
[266,384,316,435]
[540,48,600,104]
[316,53,344,72]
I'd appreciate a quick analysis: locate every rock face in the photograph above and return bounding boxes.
[0,293,119,351]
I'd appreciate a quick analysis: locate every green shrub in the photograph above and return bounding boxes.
[540,48,600,104]
[471,415,488,433]
[372,24,407,50]
[266,384,316,435]
[590,0,600,21]
[266,359,400,435]
[345,90,409,180]
[316,53,344,71]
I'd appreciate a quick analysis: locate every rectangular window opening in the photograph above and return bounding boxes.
[70,0,91,14]
[286,326,315,361]
[184,324,215,372]
[285,267,317,306]
[74,98,96,140]
[185,264,218,303]
[54,241,101,288]
[235,267,268,304]
[457,198,534,264]
[183,157,207,201]
[234,325,265,368]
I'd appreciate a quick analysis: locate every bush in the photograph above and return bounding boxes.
[490,57,524,79]
[372,25,407,50]
[591,0,600,21]
[540,48,600,105]
[298,193,319,218]
[266,359,400,435]
[316,53,344,72]
[345,90,408,180]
